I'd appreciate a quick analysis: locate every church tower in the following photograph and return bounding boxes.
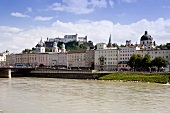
[61,43,66,53]
[107,34,112,47]
[52,41,58,52]
[35,37,45,53]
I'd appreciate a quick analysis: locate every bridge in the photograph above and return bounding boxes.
[0,68,12,78]
[0,67,113,79]
[0,67,35,78]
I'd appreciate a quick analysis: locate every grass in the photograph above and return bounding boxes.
[98,72,170,84]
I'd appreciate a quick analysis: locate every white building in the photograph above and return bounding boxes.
[0,51,10,67]
[49,53,59,66]
[118,40,140,70]
[67,49,94,69]
[6,53,16,66]
[14,53,49,67]
[47,34,87,43]
[94,36,118,71]
[94,31,170,71]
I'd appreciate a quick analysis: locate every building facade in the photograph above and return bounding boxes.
[118,40,140,70]
[67,49,94,69]
[6,53,16,66]
[94,36,118,71]
[14,53,49,67]
[0,51,10,67]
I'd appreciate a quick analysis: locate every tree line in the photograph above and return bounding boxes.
[127,54,168,72]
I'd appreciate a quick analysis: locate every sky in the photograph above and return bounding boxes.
[0,0,170,53]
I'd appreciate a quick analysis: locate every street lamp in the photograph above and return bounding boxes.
[117,47,120,71]
[78,58,80,69]
[66,53,68,69]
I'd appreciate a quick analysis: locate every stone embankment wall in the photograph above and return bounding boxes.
[12,68,99,79]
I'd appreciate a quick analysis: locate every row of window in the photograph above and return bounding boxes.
[120,51,134,53]
[98,51,117,53]
[98,54,117,57]
[147,51,168,54]
[96,62,117,65]
[120,58,130,60]
[120,54,132,56]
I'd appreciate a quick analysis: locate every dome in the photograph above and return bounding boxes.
[140,31,153,41]
[53,41,58,47]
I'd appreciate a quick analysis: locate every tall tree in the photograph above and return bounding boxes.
[127,54,137,71]
[128,54,143,71]
[151,56,168,71]
[142,54,152,70]
[136,54,143,69]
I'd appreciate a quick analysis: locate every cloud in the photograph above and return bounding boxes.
[109,0,114,7]
[118,13,126,17]
[0,26,23,32]
[11,12,30,18]
[34,16,53,21]
[0,18,170,53]
[27,7,32,12]
[162,6,170,9]
[48,0,111,14]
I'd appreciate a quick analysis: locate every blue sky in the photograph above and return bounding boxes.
[0,0,170,52]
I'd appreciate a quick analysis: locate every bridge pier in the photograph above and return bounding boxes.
[0,69,11,78]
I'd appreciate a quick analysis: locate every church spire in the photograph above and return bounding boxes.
[107,34,112,47]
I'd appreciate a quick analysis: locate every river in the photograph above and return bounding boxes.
[0,77,170,113]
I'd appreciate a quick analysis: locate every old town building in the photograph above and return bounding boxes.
[94,35,118,71]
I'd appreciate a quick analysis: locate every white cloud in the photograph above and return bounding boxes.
[118,13,126,17]
[11,12,30,18]
[0,18,170,53]
[27,7,32,12]
[34,16,53,21]
[48,0,110,14]
[109,0,114,7]
[0,26,23,32]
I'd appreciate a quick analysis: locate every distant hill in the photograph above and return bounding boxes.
[58,41,91,50]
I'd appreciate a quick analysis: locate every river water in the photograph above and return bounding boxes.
[0,77,170,113]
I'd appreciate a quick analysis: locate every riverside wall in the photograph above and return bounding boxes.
[0,69,11,78]
[11,68,100,79]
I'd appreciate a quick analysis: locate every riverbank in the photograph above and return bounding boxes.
[98,72,170,84]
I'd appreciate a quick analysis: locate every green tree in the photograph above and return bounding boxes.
[127,54,137,71]
[65,41,80,50]
[45,48,51,52]
[79,44,88,49]
[22,49,32,53]
[151,57,168,71]
[142,54,152,70]
[136,54,143,69]
[112,43,119,47]
[128,54,143,71]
